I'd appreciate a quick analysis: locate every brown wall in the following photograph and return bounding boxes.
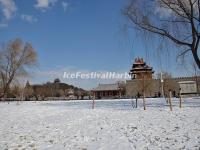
[126,79,160,98]
[94,90,120,99]
[126,76,200,98]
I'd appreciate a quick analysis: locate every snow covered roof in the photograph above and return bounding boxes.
[179,81,196,84]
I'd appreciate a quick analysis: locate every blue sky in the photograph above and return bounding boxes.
[0,0,196,89]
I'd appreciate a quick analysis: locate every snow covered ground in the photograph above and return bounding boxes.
[0,98,200,150]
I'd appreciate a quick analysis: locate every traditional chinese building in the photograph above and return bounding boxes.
[126,57,200,98]
[129,57,154,80]
[92,82,126,99]
[91,57,200,99]
[126,58,156,97]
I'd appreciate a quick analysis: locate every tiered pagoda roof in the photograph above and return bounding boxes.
[130,57,154,79]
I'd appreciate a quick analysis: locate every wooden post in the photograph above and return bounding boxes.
[136,97,138,108]
[169,90,172,111]
[179,88,182,108]
[165,97,169,104]
[119,90,122,99]
[92,92,95,109]
[142,75,146,110]
[143,91,146,110]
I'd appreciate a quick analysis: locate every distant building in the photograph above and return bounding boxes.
[127,58,155,97]
[91,57,199,99]
[130,57,154,79]
[66,89,76,99]
[92,82,125,99]
[67,89,74,95]
[126,58,200,98]
[179,81,197,96]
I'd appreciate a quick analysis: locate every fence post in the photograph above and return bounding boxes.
[143,91,146,110]
[169,90,172,111]
[136,97,138,108]
[92,92,95,109]
[179,88,182,108]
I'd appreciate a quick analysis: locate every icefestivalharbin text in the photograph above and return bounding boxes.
[63,71,132,79]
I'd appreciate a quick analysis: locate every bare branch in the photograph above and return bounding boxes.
[176,48,191,59]
[123,0,200,68]
[0,39,37,98]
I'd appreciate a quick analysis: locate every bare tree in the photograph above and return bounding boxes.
[117,81,126,98]
[124,0,200,69]
[136,76,154,110]
[157,72,175,96]
[0,39,37,98]
[191,61,200,93]
[24,81,34,100]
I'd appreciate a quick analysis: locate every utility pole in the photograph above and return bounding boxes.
[143,75,146,110]
[161,72,164,98]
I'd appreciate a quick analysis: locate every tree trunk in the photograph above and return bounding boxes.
[92,94,95,109]
[0,72,15,98]
[92,92,95,109]
[192,49,200,69]
[169,91,173,111]
[179,95,182,108]
[136,98,138,108]
[0,84,9,98]
[143,91,146,110]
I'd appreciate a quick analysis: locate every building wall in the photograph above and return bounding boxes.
[126,79,160,98]
[94,90,120,99]
[126,76,200,98]
[134,72,153,80]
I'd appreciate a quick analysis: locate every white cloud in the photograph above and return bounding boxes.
[21,14,38,23]
[62,1,68,12]
[0,23,8,28]
[35,0,57,10]
[0,0,17,20]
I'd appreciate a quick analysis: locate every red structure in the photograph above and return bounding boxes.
[92,82,126,99]
[129,57,154,80]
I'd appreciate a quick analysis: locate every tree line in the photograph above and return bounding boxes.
[0,39,37,99]
[0,39,88,101]
[24,79,89,101]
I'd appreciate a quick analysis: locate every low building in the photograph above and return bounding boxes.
[179,81,198,96]
[92,82,125,99]
[66,89,76,99]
